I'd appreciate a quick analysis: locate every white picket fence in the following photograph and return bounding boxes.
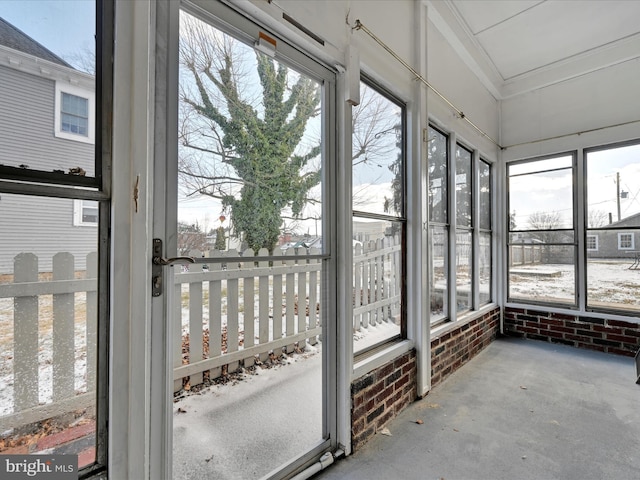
[0,252,97,431]
[0,238,400,427]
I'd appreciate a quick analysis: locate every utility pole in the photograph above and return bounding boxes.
[616,172,621,222]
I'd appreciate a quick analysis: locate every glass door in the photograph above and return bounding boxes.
[152,1,337,478]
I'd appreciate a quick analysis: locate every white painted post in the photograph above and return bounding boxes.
[207,249,222,381]
[13,253,39,411]
[271,249,283,358]
[258,248,270,362]
[86,252,97,392]
[188,266,203,387]
[297,248,307,351]
[242,248,255,368]
[308,248,319,345]
[226,250,240,373]
[376,239,384,324]
[285,248,296,354]
[354,243,362,332]
[52,252,75,401]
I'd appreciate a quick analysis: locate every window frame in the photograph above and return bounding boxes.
[55,82,95,144]
[618,232,634,250]
[352,75,407,358]
[586,234,599,251]
[506,152,578,308]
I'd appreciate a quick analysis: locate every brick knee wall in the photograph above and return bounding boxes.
[351,351,416,451]
[350,307,501,452]
[431,307,500,389]
[504,307,640,357]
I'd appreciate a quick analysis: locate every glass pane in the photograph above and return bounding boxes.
[509,231,574,245]
[509,245,576,305]
[509,155,573,176]
[586,228,640,312]
[456,230,472,312]
[352,83,403,216]
[428,127,448,224]
[456,145,472,227]
[174,11,326,479]
[352,219,402,354]
[509,159,573,231]
[429,226,448,323]
[586,143,640,226]
[479,232,491,305]
[0,193,98,468]
[0,1,96,176]
[479,160,491,230]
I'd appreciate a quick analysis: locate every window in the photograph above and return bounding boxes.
[427,126,449,324]
[586,141,640,312]
[479,160,492,305]
[54,82,95,144]
[507,154,576,306]
[428,125,493,324]
[618,233,634,250]
[74,200,99,226]
[352,80,405,355]
[61,93,89,136]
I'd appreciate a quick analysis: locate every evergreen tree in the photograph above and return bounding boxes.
[178,15,321,253]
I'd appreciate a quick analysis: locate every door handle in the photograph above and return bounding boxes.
[151,238,195,297]
[152,255,195,266]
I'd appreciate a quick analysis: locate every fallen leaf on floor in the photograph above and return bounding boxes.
[519,385,527,390]
[177,407,187,413]
[415,419,424,424]
[427,403,440,409]
[380,427,392,436]
[453,428,459,432]
[550,420,560,425]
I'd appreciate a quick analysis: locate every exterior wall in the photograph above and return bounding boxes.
[0,64,96,273]
[431,308,500,388]
[351,350,417,451]
[504,307,640,357]
[350,307,500,452]
[587,231,640,260]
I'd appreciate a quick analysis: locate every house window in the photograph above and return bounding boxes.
[74,200,99,226]
[352,79,406,356]
[618,233,634,250]
[61,93,89,136]
[586,235,598,251]
[54,82,95,144]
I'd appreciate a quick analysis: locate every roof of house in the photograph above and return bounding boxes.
[601,211,640,229]
[0,16,71,67]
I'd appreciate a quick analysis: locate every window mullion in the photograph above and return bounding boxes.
[448,132,457,320]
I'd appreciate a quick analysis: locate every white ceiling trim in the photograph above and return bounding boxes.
[427,0,640,100]
[426,0,502,100]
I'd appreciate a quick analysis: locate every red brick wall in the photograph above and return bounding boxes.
[504,307,640,357]
[431,308,500,388]
[350,307,501,451]
[351,351,416,451]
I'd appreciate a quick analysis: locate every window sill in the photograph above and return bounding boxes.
[430,303,499,341]
[352,339,414,380]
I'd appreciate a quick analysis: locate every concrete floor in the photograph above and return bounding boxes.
[314,337,640,480]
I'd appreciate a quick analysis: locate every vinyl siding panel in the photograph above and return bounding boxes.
[0,66,97,274]
[0,193,97,273]
[0,66,93,175]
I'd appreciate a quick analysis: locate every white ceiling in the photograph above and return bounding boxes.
[428,0,640,99]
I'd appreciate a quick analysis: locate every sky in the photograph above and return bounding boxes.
[509,144,640,229]
[0,0,95,67]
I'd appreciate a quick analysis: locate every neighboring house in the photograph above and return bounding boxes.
[587,212,640,260]
[0,17,96,273]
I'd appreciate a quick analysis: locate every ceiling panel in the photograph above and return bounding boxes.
[447,0,640,86]
[452,0,542,34]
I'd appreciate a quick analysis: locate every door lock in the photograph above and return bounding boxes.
[151,238,195,297]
